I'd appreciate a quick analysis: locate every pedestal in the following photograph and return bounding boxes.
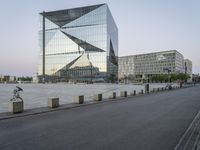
[9,100,24,114]
[74,95,84,104]
[48,98,59,108]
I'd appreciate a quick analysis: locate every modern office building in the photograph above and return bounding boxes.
[38,4,118,82]
[119,50,188,82]
[184,59,193,82]
[184,59,192,75]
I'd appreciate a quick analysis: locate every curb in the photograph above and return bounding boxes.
[0,96,134,120]
[0,85,197,121]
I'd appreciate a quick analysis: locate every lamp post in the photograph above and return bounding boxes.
[90,61,92,83]
[42,11,46,83]
[87,53,93,83]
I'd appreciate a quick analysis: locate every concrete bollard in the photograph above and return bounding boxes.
[134,90,136,95]
[109,92,116,99]
[141,89,144,94]
[74,95,84,104]
[48,98,59,108]
[93,94,102,101]
[180,82,183,88]
[9,100,24,114]
[120,91,127,97]
[145,84,149,94]
[130,90,136,96]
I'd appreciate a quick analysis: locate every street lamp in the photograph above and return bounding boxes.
[42,11,46,83]
[87,53,93,83]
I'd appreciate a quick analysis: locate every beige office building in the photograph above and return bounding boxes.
[118,50,191,82]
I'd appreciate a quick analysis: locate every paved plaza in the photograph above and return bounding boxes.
[0,85,200,150]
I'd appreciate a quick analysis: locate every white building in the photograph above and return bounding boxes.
[184,59,193,82]
[118,50,189,82]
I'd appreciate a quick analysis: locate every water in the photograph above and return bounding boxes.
[0,83,171,113]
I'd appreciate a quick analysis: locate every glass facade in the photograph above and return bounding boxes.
[38,4,118,82]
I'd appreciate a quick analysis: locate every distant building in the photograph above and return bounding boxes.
[0,75,3,82]
[0,75,16,83]
[184,59,193,82]
[32,73,39,83]
[192,74,200,83]
[118,50,189,82]
[38,4,118,82]
[184,59,192,75]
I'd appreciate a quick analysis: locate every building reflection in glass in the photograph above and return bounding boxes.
[38,4,118,82]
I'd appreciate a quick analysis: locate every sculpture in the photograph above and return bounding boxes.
[10,86,23,102]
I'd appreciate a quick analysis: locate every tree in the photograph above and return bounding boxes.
[150,73,190,83]
[18,76,33,82]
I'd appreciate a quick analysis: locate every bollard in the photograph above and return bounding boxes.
[120,91,127,97]
[141,89,144,94]
[74,95,84,104]
[130,90,136,96]
[93,94,102,101]
[109,92,116,99]
[161,87,164,91]
[145,84,149,94]
[48,97,59,108]
[157,88,160,92]
[9,100,24,114]
[180,82,183,88]
[134,90,136,95]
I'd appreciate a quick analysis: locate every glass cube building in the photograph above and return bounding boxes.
[38,4,118,82]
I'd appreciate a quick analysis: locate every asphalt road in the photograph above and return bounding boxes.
[0,86,200,150]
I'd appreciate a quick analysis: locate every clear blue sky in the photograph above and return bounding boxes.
[0,0,199,76]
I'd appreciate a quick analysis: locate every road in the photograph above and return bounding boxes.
[0,86,200,150]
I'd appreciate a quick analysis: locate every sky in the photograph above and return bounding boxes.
[0,0,199,76]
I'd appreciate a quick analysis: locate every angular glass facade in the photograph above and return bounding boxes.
[38,4,118,82]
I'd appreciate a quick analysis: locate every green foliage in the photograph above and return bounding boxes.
[18,76,33,81]
[151,74,168,82]
[127,74,135,81]
[151,73,190,83]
